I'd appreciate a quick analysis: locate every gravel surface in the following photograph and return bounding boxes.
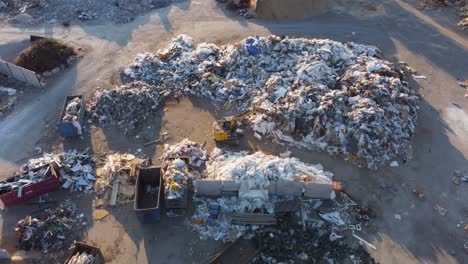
[0,0,183,24]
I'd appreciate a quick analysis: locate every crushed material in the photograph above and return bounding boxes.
[15,199,84,252]
[89,81,166,133]
[67,251,94,264]
[13,38,76,73]
[120,35,419,169]
[62,97,82,122]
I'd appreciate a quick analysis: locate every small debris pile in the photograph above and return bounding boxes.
[161,138,208,168]
[89,82,167,133]
[190,196,276,242]
[67,252,94,264]
[206,148,333,188]
[96,153,148,205]
[122,35,419,169]
[26,150,95,192]
[15,199,84,252]
[162,158,191,200]
[161,139,206,202]
[62,97,82,122]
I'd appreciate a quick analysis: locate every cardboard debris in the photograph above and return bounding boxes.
[92,209,110,220]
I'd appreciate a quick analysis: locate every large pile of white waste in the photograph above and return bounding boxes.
[205,148,333,189]
[97,34,419,169]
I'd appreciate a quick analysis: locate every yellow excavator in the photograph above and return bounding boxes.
[213,107,265,143]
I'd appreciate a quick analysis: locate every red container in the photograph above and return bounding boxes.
[0,164,61,207]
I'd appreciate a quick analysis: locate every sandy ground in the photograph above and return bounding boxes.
[0,0,467,263]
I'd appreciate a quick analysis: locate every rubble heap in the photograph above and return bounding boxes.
[121,35,419,169]
[62,97,81,122]
[15,199,84,252]
[206,148,333,188]
[89,81,167,133]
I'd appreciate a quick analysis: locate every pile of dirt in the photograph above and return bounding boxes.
[255,0,384,20]
[12,39,76,73]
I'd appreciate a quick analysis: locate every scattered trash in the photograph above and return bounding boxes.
[390,161,399,167]
[0,86,17,96]
[433,204,448,216]
[121,34,419,169]
[162,139,208,168]
[14,199,83,251]
[394,214,402,220]
[412,189,425,200]
[412,74,427,79]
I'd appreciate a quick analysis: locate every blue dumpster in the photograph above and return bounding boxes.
[134,167,162,222]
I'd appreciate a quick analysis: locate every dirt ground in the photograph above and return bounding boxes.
[0,0,467,263]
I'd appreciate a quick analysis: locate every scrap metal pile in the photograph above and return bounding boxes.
[62,97,82,122]
[89,81,168,133]
[118,35,420,169]
[15,199,84,252]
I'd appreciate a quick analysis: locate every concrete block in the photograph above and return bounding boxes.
[222,181,240,192]
[265,180,277,195]
[304,182,333,199]
[275,180,305,196]
[194,180,222,196]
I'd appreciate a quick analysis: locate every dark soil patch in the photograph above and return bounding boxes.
[13,39,76,73]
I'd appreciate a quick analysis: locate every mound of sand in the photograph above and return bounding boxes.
[255,0,384,20]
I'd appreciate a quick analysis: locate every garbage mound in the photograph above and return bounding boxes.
[121,34,419,169]
[206,149,333,188]
[89,81,168,133]
[162,158,191,200]
[15,199,85,251]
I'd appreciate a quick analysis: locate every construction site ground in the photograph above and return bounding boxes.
[0,0,467,263]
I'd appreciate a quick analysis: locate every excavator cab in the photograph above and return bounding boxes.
[213,107,266,143]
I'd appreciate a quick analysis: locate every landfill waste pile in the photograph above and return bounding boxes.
[161,139,206,201]
[26,150,95,192]
[206,148,333,188]
[123,35,419,169]
[15,199,84,252]
[0,0,180,24]
[96,153,149,205]
[62,97,82,122]
[67,252,94,264]
[253,193,377,263]
[89,81,167,133]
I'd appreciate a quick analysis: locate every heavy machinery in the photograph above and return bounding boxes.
[213,107,265,143]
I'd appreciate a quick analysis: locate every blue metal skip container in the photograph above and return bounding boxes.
[134,167,162,222]
[57,95,85,137]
